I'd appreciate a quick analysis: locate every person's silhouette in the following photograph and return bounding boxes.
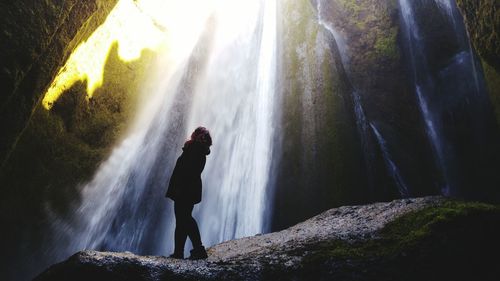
[166,127,212,259]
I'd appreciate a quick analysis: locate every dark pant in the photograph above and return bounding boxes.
[173,201,202,255]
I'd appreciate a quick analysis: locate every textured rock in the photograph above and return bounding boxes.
[0,0,118,165]
[0,2,155,280]
[456,0,499,71]
[272,0,444,232]
[272,0,365,229]
[318,0,439,198]
[35,196,500,281]
[456,0,500,124]
[0,1,111,279]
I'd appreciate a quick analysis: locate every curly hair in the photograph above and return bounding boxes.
[187,126,212,147]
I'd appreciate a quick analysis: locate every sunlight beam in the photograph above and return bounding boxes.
[41,0,215,110]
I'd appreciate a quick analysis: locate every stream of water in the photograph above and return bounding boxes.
[397,0,494,196]
[28,1,499,280]
[43,0,277,266]
[316,0,408,197]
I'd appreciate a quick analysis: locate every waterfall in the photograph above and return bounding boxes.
[397,0,498,197]
[186,0,277,244]
[22,1,499,280]
[43,0,277,264]
[398,0,453,195]
[370,123,410,197]
[316,0,391,197]
[316,1,366,137]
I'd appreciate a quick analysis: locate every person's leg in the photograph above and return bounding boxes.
[186,210,202,248]
[184,204,207,259]
[172,202,190,257]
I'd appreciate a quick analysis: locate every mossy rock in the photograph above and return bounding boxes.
[456,0,500,124]
[482,59,500,125]
[273,0,366,230]
[300,200,500,280]
[456,0,500,72]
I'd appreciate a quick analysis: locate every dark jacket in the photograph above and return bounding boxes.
[166,142,209,204]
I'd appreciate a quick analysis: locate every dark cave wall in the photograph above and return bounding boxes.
[318,0,440,198]
[271,0,441,231]
[0,0,118,167]
[456,0,500,125]
[0,1,161,280]
[271,0,367,231]
[272,0,500,230]
[456,0,500,71]
[0,1,498,279]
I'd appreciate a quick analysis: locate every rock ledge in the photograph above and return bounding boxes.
[35,196,500,281]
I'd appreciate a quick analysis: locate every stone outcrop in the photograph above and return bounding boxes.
[0,2,159,280]
[456,0,500,123]
[272,0,443,231]
[456,0,499,71]
[316,0,439,199]
[0,0,118,166]
[272,0,366,230]
[35,196,500,281]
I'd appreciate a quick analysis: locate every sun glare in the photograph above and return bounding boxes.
[41,0,216,110]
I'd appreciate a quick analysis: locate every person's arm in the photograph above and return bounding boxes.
[194,154,206,176]
[166,154,184,198]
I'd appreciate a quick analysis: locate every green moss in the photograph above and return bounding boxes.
[374,27,400,60]
[302,200,500,264]
[273,0,368,227]
[337,0,363,15]
[328,0,401,70]
[0,44,155,219]
[456,0,500,71]
[482,59,500,125]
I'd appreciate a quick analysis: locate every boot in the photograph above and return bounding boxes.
[169,252,184,259]
[189,246,208,260]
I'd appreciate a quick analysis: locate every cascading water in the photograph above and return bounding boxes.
[14,1,500,280]
[186,0,277,244]
[398,0,500,198]
[434,0,482,94]
[42,0,277,269]
[316,0,403,197]
[399,0,455,195]
[369,123,410,197]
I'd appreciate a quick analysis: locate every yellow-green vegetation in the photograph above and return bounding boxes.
[302,200,500,262]
[374,27,399,60]
[0,44,155,215]
[337,0,363,16]
[456,0,499,71]
[331,0,401,66]
[273,0,367,229]
[456,0,500,125]
[0,0,156,216]
[482,60,500,125]
[42,0,166,109]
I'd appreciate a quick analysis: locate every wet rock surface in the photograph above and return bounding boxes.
[456,0,499,72]
[273,0,365,230]
[35,196,500,281]
[456,0,500,125]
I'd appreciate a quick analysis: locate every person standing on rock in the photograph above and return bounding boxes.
[166,126,212,260]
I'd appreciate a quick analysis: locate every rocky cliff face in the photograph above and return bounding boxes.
[316,0,439,198]
[272,0,443,231]
[456,0,500,123]
[2,1,500,280]
[272,0,366,230]
[0,1,113,279]
[0,0,117,166]
[0,1,160,280]
[35,196,500,281]
[456,0,499,71]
